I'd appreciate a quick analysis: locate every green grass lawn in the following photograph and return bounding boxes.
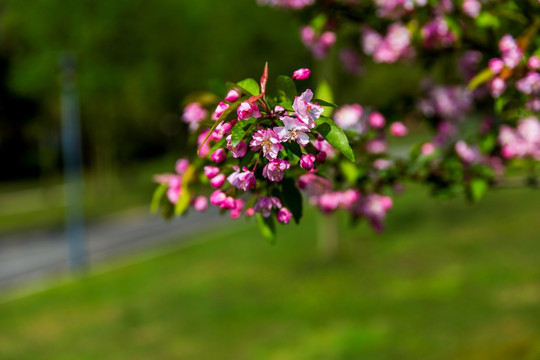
[0,185,540,359]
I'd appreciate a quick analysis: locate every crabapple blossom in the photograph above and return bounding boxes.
[293,89,323,128]
[227,166,257,191]
[333,104,363,130]
[421,142,436,156]
[300,154,315,171]
[528,56,540,70]
[166,175,182,205]
[262,159,290,182]
[490,77,506,98]
[226,135,248,158]
[462,0,481,17]
[516,72,540,95]
[211,148,227,163]
[182,102,207,130]
[250,129,284,160]
[175,158,189,174]
[292,68,311,80]
[274,116,310,146]
[276,207,293,224]
[489,58,504,74]
[210,173,226,188]
[211,102,229,120]
[193,196,208,212]
[455,141,480,163]
[255,196,282,218]
[368,112,385,128]
[390,122,408,137]
[204,166,220,179]
[210,190,226,206]
[237,101,261,121]
[224,89,241,102]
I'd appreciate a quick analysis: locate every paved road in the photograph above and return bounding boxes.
[0,207,227,291]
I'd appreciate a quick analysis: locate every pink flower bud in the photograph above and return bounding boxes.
[175,158,189,174]
[193,196,208,212]
[462,0,481,18]
[320,31,336,47]
[421,142,436,156]
[211,102,229,121]
[390,122,408,136]
[300,26,316,46]
[224,89,241,102]
[300,154,316,171]
[292,68,311,80]
[489,58,504,74]
[316,151,327,164]
[528,56,540,70]
[210,173,226,188]
[380,196,393,211]
[204,166,220,179]
[369,112,385,128]
[210,190,226,206]
[211,148,227,163]
[366,139,387,154]
[245,208,255,217]
[490,77,506,98]
[276,207,293,224]
[220,196,236,210]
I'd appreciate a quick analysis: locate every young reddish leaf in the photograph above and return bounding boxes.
[260,61,268,96]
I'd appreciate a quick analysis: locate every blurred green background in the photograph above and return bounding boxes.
[1,1,539,359]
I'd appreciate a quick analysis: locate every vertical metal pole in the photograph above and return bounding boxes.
[60,52,87,270]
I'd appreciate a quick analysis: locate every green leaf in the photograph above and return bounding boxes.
[282,141,302,165]
[312,99,338,108]
[231,118,255,146]
[276,75,297,102]
[281,177,303,224]
[256,213,276,244]
[470,178,488,203]
[315,116,355,162]
[315,80,335,117]
[340,161,361,184]
[237,78,260,96]
[150,183,168,213]
[175,187,191,215]
[467,68,494,91]
[475,12,501,28]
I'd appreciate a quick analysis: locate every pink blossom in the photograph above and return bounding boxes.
[462,0,481,17]
[210,173,226,188]
[516,72,540,95]
[312,138,337,158]
[369,112,386,128]
[220,196,236,210]
[297,173,331,194]
[213,122,234,141]
[274,116,311,146]
[293,89,324,128]
[455,140,480,163]
[245,208,256,217]
[212,102,229,121]
[210,190,227,206]
[334,104,363,130]
[262,159,290,182]
[197,130,212,158]
[175,158,189,174]
[211,148,227,163]
[366,139,387,154]
[250,129,284,160]
[489,58,504,74]
[363,194,393,232]
[421,142,436,156]
[276,207,293,224]
[292,68,311,80]
[182,102,207,130]
[237,101,261,121]
[390,122,408,136]
[421,17,457,49]
[373,159,392,170]
[204,166,220,179]
[166,175,183,205]
[316,151,327,164]
[226,135,248,158]
[362,27,383,55]
[372,23,412,63]
[227,166,257,191]
[230,199,245,219]
[528,56,540,70]
[300,154,316,171]
[526,98,540,112]
[490,77,506,98]
[193,196,208,212]
[254,196,282,218]
[225,89,241,102]
[499,35,522,69]
[300,25,317,46]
